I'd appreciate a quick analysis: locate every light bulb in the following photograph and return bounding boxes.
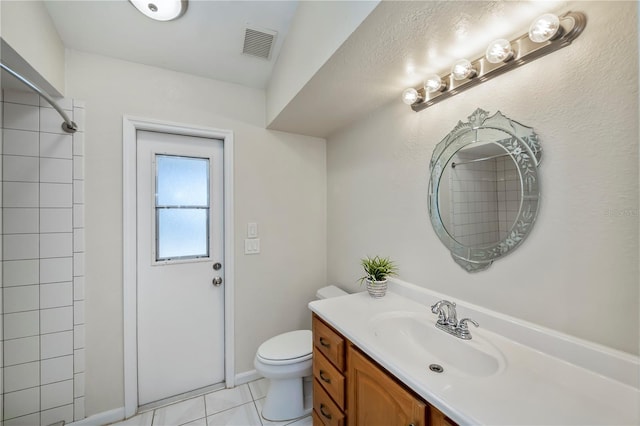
[528,13,561,43]
[424,75,446,93]
[451,59,476,81]
[485,39,514,64]
[401,88,422,105]
[129,0,187,21]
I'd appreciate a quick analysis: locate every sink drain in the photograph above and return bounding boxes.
[429,364,444,373]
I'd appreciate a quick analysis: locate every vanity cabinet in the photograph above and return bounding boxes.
[429,409,457,426]
[312,314,347,426]
[348,345,426,426]
[312,314,456,426]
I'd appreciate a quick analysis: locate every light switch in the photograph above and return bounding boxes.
[244,238,260,255]
[247,222,258,238]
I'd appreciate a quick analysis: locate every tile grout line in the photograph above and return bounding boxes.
[37,102,42,425]
[249,380,264,425]
[70,113,76,422]
[252,399,264,426]
[203,391,208,426]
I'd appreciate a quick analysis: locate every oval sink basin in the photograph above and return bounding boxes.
[369,311,506,378]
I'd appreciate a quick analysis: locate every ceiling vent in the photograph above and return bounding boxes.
[242,26,277,60]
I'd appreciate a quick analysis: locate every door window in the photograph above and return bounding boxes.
[155,154,210,261]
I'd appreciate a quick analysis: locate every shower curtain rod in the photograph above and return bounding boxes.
[451,152,511,168]
[1,62,77,134]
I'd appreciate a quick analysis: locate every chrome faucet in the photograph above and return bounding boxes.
[430,300,478,340]
[431,300,457,326]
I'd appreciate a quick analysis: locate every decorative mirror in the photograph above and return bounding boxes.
[428,109,541,272]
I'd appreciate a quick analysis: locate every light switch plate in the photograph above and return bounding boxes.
[247,222,258,238]
[244,238,260,254]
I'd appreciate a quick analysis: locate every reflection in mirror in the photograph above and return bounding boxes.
[438,142,521,248]
[428,109,541,272]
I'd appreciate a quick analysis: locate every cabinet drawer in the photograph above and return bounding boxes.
[312,409,323,426]
[313,315,345,371]
[313,348,345,408]
[313,379,345,426]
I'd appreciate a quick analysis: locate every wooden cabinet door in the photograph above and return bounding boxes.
[347,346,426,426]
[429,406,457,426]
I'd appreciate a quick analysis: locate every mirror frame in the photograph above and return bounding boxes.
[428,109,542,272]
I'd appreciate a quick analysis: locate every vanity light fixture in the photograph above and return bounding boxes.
[529,13,562,43]
[485,39,514,64]
[402,11,586,111]
[402,88,423,105]
[451,59,476,81]
[129,0,187,21]
[424,74,447,93]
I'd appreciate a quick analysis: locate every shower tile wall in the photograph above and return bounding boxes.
[449,159,500,246]
[496,156,521,236]
[1,89,85,426]
[449,155,522,246]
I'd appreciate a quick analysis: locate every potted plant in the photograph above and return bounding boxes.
[358,255,398,298]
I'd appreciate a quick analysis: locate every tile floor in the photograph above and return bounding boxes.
[108,379,312,426]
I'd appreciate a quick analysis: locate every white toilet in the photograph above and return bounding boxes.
[254,285,347,422]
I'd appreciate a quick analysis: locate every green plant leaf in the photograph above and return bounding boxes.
[357,255,398,284]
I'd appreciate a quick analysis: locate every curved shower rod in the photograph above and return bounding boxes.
[1,62,77,133]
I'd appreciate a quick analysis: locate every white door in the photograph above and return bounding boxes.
[136,130,225,405]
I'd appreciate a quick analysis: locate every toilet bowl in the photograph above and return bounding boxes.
[254,285,347,422]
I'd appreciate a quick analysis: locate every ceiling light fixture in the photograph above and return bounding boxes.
[129,0,187,21]
[401,11,586,111]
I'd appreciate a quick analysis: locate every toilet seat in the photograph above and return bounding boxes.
[257,330,312,365]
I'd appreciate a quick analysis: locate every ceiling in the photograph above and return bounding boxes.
[41,0,567,138]
[44,0,298,90]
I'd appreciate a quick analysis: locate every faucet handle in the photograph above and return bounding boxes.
[458,318,479,329]
[457,318,479,339]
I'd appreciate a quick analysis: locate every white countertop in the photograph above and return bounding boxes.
[309,290,639,425]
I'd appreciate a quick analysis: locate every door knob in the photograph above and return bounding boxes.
[212,277,223,286]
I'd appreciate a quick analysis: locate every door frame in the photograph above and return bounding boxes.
[122,116,235,418]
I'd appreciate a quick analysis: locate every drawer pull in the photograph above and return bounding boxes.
[319,370,331,383]
[319,403,332,420]
[319,337,331,348]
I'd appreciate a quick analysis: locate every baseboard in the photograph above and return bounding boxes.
[68,407,125,426]
[68,372,262,426]
[235,369,262,385]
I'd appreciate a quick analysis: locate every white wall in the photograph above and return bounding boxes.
[0,0,65,95]
[64,50,326,416]
[266,0,379,126]
[327,1,638,355]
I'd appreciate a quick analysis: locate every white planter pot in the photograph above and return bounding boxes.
[366,279,388,298]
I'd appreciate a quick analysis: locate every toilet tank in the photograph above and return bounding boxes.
[316,285,347,299]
